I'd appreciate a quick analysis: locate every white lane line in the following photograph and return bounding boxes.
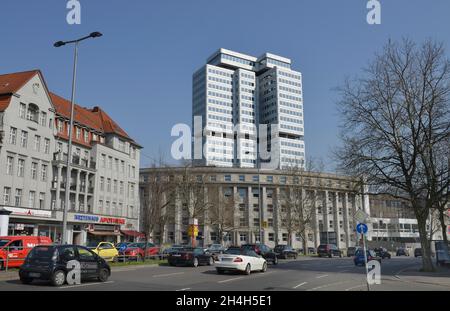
[152,272,185,278]
[176,288,191,291]
[345,284,366,291]
[307,281,348,291]
[218,277,245,283]
[293,282,307,289]
[316,274,329,279]
[61,281,114,289]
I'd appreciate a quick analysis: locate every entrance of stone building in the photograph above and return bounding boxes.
[72,225,82,245]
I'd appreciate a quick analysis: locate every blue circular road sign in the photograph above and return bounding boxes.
[356,223,368,234]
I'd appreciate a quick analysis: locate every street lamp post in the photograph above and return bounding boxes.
[54,32,102,244]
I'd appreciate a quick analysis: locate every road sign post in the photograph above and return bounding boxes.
[357,222,370,291]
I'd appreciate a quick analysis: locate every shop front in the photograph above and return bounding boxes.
[3,206,62,242]
[68,213,126,246]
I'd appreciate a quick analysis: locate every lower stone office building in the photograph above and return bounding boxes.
[0,70,141,245]
[139,166,368,250]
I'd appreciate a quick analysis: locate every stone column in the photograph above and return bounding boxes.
[334,192,342,248]
[313,190,320,248]
[74,170,80,211]
[55,165,62,210]
[84,173,89,213]
[324,190,330,233]
[344,192,351,247]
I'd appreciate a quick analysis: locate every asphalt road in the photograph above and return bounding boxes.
[0,256,449,291]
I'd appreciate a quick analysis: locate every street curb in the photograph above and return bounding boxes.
[394,266,450,288]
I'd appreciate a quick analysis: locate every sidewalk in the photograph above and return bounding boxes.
[396,266,450,288]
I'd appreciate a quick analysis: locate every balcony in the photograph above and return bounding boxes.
[53,152,96,171]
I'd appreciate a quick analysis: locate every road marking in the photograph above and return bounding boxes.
[293,282,307,289]
[345,284,366,291]
[218,276,245,283]
[307,281,348,291]
[60,281,114,289]
[176,288,191,291]
[152,272,185,278]
[316,274,329,279]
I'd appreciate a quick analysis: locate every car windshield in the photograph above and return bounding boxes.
[27,246,56,261]
[0,239,10,248]
[274,245,284,250]
[241,245,254,250]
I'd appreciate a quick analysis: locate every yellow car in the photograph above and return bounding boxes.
[89,242,119,262]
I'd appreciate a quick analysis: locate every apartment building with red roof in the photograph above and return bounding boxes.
[0,70,141,245]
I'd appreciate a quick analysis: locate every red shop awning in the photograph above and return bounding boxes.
[120,230,145,238]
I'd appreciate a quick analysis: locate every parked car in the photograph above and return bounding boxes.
[167,247,214,267]
[307,247,316,254]
[414,248,422,257]
[274,245,298,259]
[396,248,410,256]
[374,247,391,259]
[346,247,358,257]
[115,242,132,251]
[118,242,160,261]
[159,244,185,259]
[317,244,342,258]
[241,244,278,265]
[88,242,119,262]
[207,244,226,260]
[19,244,111,286]
[0,236,52,269]
[215,247,267,275]
[354,249,381,266]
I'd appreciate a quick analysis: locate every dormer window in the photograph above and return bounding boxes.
[84,129,89,142]
[26,103,39,122]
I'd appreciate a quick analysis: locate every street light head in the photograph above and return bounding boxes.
[90,32,103,38]
[54,41,66,47]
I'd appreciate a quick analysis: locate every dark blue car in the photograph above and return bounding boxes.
[354,249,381,266]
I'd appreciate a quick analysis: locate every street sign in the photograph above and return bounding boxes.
[356,223,368,234]
[354,209,369,223]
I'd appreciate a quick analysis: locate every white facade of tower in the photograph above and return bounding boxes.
[193,48,305,169]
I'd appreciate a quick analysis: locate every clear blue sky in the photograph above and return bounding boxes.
[1,0,450,171]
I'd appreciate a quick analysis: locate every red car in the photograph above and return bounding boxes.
[118,242,160,261]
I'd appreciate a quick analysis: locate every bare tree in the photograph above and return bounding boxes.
[207,185,237,245]
[279,159,321,254]
[141,168,176,244]
[335,39,450,271]
[177,166,212,245]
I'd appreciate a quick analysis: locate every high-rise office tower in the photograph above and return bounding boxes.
[192,48,305,169]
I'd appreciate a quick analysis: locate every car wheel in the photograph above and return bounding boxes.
[273,256,278,265]
[339,253,343,258]
[113,256,119,263]
[137,254,144,262]
[0,261,3,271]
[244,263,251,275]
[294,254,298,259]
[328,253,332,258]
[51,270,66,287]
[216,268,224,274]
[98,268,110,282]
[20,277,33,285]
[193,257,199,267]
[208,257,214,266]
[169,261,175,266]
[261,262,268,273]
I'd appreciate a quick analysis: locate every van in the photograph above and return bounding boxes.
[0,236,52,269]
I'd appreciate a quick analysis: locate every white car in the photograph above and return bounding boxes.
[215,247,267,275]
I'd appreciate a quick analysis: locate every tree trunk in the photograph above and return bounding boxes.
[439,209,448,243]
[417,215,435,272]
[301,228,308,255]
